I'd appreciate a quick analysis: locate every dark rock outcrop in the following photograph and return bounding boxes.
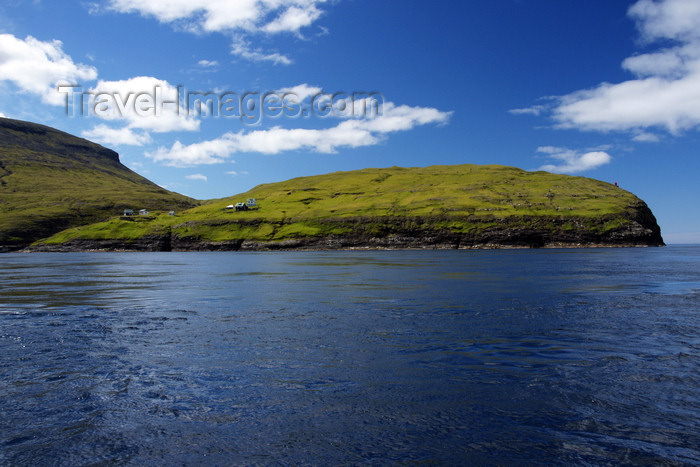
[26,202,664,252]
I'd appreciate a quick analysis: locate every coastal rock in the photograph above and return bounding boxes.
[24,199,664,252]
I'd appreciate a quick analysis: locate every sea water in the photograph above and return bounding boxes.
[1,247,699,465]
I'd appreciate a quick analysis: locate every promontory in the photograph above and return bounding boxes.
[0,117,664,252]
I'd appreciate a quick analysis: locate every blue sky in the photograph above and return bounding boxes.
[1,0,699,243]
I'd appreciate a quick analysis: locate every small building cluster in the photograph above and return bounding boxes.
[224,198,258,212]
[122,208,176,217]
[123,208,150,216]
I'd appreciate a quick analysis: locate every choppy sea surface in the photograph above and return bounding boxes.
[1,247,699,466]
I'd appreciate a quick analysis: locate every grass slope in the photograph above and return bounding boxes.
[0,117,197,249]
[39,164,654,247]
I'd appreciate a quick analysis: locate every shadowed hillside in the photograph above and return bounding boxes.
[0,117,197,251]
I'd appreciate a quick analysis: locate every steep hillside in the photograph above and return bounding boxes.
[36,164,664,251]
[0,117,197,251]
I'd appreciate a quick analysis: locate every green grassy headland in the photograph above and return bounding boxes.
[0,117,663,251]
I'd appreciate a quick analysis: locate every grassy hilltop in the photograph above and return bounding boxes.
[0,118,197,251]
[37,164,664,251]
[0,117,663,251]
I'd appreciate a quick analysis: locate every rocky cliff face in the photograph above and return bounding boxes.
[191,203,664,250]
[27,200,664,252]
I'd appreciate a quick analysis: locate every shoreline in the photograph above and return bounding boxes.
[16,239,664,253]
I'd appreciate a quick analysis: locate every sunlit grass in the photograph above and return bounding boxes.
[38,164,641,245]
[0,123,197,246]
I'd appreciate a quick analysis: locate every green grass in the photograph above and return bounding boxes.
[195,165,630,219]
[1,117,654,248]
[0,118,197,247]
[37,164,643,246]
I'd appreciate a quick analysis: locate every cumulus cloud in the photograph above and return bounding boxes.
[106,0,327,63]
[82,124,152,146]
[277,83,323,101]
[0,34,199,144]
[555,0,700,134]
[147,101,452,167]
[81,76,200,146]
[262,4,323,34]
[536,146,612,174]
[0,34,97,105]
[629,0,700,42]
[88,76,199,132]
[148,138,236,166]
[514,0,700,137]
[185,173,208,182]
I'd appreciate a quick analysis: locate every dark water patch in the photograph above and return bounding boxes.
[1,248,699,464]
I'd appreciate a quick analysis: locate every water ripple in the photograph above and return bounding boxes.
[1,248,699,465]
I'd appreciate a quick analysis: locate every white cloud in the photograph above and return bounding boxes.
[231,36,292,65]
[536,146,612,174]
[89,76,199,132]
[108,0,327,34]
[83,2,102,15]
[107,0,327,63]
[548,0,700,135]
[0,111,6,118]
[629,0,700,43]
[80,76,200,146]
[508,105,546,116]
[147,101,452,167]
[632,131,661,142]
[511,1,700,137]
[262,4,323,34]
[621,48,689,78]
[226,170,249,176]
[82,124,152,146]
[277,83,322,101]
[197,59,219,68]
[0,34,97,105]
[148,138,237,166]
[186,173,208,182]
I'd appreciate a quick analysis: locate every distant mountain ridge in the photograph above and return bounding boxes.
[0,117,120,164]
[0,117,197,251]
